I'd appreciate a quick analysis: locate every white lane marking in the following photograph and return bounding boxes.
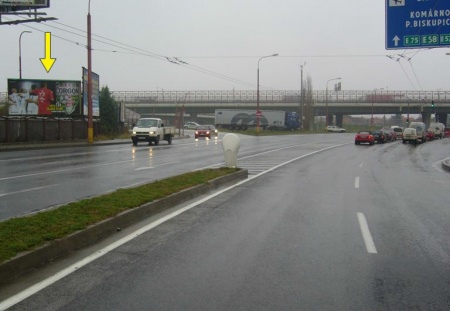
[357,212,378,254]
[0,160,180,182]
[135,167,154,171]
[0,143,347,310]
[355,177,360,189]
[359,161,363,168]
[0,184,57,198]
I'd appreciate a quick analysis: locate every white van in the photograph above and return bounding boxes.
[409,122,427,143]
[428,122,445,139]
[403,128,419,144]
[391,126,403,139]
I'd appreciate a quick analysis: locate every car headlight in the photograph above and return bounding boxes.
[149,131,155,135]
[133,131,137,135]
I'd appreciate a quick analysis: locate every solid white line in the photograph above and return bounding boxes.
[0,143,347,310]
[357,212,377,254]
[355,176,360,189]
[0,184,57,198]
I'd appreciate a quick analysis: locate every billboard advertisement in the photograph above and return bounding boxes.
[7,79,82,117]
[82,67,100,117]
[0,0,49,12]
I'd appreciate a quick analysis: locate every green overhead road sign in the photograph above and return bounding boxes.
[386,0,450,50]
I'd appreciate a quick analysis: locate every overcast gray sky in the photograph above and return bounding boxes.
[1,0,450,93]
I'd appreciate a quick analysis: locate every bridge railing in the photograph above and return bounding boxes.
[2,90,450,104]
[110,90,450,104]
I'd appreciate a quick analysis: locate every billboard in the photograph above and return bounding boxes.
[0,0,49,12]
[7,79,82,117]
[82,67,100,117]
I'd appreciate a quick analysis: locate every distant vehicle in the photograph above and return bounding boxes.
[355,131,375,145]
[131,118,175,146]
[184,122,200,129]
[427,122,445,139]
[205,125,218,137]
[391,126,404,139]
[372,130,387,143]
[215,109,300,130]
[444,128,450,138]
[195,125,211,139]
[409,122,427,143]
[426,130,435,141]
[325,125,346,133]
[381,127,396,142]
[403,128,419,144]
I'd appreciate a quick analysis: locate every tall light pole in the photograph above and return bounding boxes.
[256,53,278,133]
[326,77,341,127]
[371,88,383,129]
[19,31,32,79]
[300,62,306,130]
[87,0,93,143]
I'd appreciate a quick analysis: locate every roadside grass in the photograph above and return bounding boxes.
[0,167,239,264]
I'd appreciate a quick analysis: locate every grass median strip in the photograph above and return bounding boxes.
[0,167,239,264]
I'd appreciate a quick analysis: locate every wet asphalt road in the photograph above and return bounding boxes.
[1,134,450,310]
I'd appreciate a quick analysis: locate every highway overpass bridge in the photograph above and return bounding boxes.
[113,89,450,127]
[2,89,449,127]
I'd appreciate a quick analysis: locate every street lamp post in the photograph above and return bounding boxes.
[325,77,341,128]
[87,0,94,144]
[256,53,278,133]
[19,31,32,79]
[300,62,306,130]
[371,88,384,129]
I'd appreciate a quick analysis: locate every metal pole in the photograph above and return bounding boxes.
[257,65,260,133]
[87,0,94,143]
[256,53,278,134]
[300,62,305,130]
[19,31,32,79]
[371,91,374,129]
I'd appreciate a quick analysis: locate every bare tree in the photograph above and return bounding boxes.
[303,75,314,131]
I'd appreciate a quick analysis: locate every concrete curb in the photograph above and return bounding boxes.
[0,169,248,286]
[442,158,450,172]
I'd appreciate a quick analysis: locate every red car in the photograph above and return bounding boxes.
[195,125,211,139]
[444,128,450,138]
[426,130,435,141]
[355,131,375,145]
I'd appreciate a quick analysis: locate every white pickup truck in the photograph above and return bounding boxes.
[131,118,175,145]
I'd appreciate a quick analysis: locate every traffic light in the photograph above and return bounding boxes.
[432,100,435,107]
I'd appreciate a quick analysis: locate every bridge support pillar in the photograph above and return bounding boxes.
[335,113,344,128]
[421,112,431,126]
[189,113,198,122]
[436,113,448,126]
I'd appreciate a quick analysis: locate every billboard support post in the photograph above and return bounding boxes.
[87,0,93,143]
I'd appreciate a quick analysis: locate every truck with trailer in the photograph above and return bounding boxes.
[215,109,300,130]
[131,118,175,145]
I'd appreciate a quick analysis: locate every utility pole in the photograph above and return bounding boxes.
[300,62,306,130]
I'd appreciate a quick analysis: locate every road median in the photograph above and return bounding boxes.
[0,168,248,286]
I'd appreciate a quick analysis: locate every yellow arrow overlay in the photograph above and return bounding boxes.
[40,32,56,73]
